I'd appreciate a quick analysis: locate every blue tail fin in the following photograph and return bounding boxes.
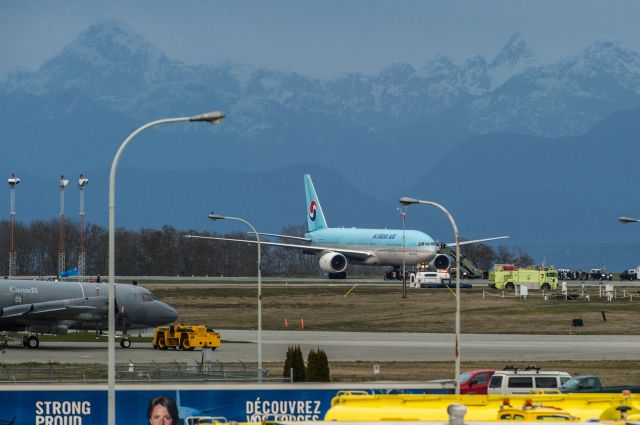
[304,174,328,232]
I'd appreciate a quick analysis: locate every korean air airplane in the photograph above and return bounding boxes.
[187,175,507,278]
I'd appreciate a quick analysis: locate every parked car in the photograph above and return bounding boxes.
[487,366,571,395]
[458,369,495,394]
[590,268,613,280]
[620,267,640,281]
[560,375,640,393]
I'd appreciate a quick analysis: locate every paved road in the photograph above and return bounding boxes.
[2,330,638,364]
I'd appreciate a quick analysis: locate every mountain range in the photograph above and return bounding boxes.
[3,20,640,269]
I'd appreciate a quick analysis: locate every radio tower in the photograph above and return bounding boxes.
[78,174,89,280]
[58,175,69,277]
[8,173,20,277]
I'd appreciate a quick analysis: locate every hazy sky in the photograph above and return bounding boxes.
[2,0,640,78]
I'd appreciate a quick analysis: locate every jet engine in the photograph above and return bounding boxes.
[430,254,452,271]
[319,252,348,273]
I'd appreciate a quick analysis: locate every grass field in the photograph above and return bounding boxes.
[148,284,640,334]
[275,360,640,386]
[134,283,640,383]
[7,360,638,385]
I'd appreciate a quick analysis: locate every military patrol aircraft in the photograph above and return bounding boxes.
[0,278,178,349]
[187,174,507,278]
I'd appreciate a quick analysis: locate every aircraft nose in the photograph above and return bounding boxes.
[159,303,178,323]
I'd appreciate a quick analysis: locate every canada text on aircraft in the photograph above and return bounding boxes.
[0,279,177,349]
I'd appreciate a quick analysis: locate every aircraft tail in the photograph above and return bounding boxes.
[304,174,328,232]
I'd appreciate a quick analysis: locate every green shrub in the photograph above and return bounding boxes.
[283,345,306,381]
[306,347,330,382]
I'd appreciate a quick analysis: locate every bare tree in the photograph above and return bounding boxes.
[0,219,536,277]
[495,246,515,264]
[461,242,496,271]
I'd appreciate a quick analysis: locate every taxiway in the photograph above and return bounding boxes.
[2,330,637,364]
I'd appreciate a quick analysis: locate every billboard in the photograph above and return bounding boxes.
[0,389,103,425]
[0,383,447,424]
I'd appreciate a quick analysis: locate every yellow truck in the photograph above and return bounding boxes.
[489,264,558,291]
[153,324,221,351]
[324,392,640,422]
[497,401,579,421]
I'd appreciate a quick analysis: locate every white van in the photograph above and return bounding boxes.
[409,271,450,288]
[487,367,571,394]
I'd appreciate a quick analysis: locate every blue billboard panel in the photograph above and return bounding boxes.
[0,384,446,424]
[118,388,331,424]
[0,389,104,425]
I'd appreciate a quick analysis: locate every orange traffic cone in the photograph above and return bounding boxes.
[284,318,288,328]
[300,318,305,329]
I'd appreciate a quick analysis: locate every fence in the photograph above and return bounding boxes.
[482,284,640,302]
[0,360,287,384]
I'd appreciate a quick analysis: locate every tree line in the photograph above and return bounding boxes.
[0,220,533,277]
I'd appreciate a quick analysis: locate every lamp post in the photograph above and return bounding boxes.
[399,196,461,395]
[108,111,224,425]
[397,207,407,299]
[208,212,262,380]
[618,216,640,223]
[7,173,20,277]
[78,175,89,281]
[58,175,70,277]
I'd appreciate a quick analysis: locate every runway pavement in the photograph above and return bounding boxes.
[2,330,638,364]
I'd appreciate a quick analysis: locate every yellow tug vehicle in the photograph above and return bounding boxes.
[324,391,640,422]
[152,324,221,351]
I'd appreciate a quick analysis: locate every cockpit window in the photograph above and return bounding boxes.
[142,293,155,302]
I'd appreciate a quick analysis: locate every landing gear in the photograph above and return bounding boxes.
[120,337,132,349]
[23,335,39,349]
[384,266,406,281]
[157,334,168,350]
[180,336,194,351]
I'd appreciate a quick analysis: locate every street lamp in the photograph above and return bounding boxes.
[108,111,224,425]
[399,196,461,395]
[208,212,262,380]
[7,173,21,277]
[78,175,89,280]
[397,207,407,299]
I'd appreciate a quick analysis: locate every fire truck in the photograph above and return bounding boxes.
[488,264,558,291]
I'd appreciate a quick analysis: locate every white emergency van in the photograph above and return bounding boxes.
[409,271,450,288]
[487,367,571,394]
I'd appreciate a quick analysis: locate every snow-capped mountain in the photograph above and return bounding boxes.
[470,38,640,136]
[6,21,640,141]
[489,32,539,89]
[4,20,640,270]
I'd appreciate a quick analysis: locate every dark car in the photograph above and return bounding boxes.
[620,269,638,281]
[589,268,613,280]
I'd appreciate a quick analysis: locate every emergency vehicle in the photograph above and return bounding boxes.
[488,264,558,291]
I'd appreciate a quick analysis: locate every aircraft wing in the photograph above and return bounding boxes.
[185,234,374,260]
[0,297,102,320]
[444,236,509,247]
[255,232,312,242]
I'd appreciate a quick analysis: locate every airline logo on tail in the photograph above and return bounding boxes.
[309,200,317,221]
[304,174,328,232]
